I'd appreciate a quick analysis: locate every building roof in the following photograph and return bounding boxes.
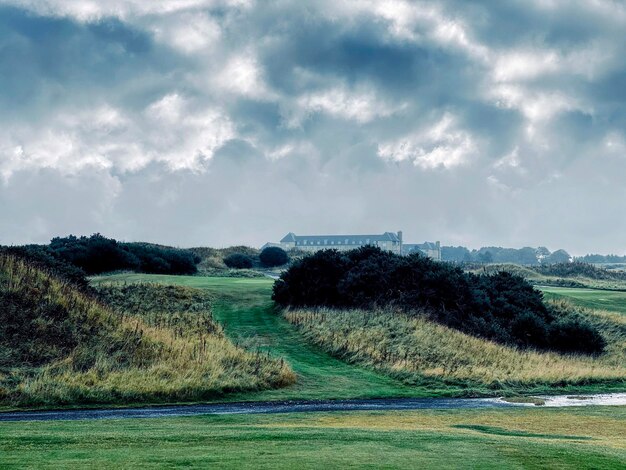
[280,232,401,246]
[280,232,297,243]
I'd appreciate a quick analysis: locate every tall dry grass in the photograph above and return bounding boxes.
[0,255,295,406]
[285,307,626,389]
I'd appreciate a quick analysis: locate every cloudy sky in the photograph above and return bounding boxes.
[1,0,625,254]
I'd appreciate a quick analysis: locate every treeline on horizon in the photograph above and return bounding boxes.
[442,245,626,265]
[273,247,606,355]
[1,234,200,286]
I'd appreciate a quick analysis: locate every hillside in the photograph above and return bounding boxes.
[0,255,294,407]
[285,305,626,395]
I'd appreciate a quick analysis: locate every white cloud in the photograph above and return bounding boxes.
[492,44,615,83]
[490,84,584,124]
[150,12,221,54]
[0,97,235,180]
[142,93,235,169]
[492,50,560,82]
[212,53,273,99]
[286,85,405,126]
[377,113,477,169]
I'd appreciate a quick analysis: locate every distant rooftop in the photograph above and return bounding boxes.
[280,232,401,244]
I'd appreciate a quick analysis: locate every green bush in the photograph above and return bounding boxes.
[259,247,289,267]
[224,253,254,269]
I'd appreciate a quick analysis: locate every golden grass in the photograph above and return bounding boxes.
[284,307,626,388]
[0,255,295,406]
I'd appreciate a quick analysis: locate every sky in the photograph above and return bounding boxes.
[0,0,625,254]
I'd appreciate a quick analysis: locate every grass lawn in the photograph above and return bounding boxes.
[1,407,625,469]
[540,286,626,315]
[92,274,419,401]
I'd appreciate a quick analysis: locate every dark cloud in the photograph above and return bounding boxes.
[0,6,188,124]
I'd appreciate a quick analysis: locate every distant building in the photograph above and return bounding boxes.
[267,231,441,260]
[402,242,442,261]
[279,231,403,254]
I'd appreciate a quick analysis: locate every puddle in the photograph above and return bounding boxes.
[498,393,626,407]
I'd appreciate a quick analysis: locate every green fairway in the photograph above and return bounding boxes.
[1,407,625,469]
[539,286,626,315]
[92,274,419,400]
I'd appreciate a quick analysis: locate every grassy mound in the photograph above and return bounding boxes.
[0,255,295,407]
[474,262,626,291]
[284,304,626,394]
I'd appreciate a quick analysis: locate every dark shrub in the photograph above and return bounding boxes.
[50,234,139,274]
[224,253,254,269]
[272,247,605,355]
[273,249,348,307]
[549,317,606,355]
[510,311,549,348]
[338,246,397,306]
[259,247,289,267]
[43,234,199,275]
[124,243,200,275]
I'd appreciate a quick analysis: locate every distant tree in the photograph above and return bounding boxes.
[577,254,606,263]
[478,251,493,264]
[441,246,472,262]
[224,253,254,269]
[536,246,551,261]
[259,247,289,267]
[578,253,626,264]
[545,249,571,264]
[517,247,540,265]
